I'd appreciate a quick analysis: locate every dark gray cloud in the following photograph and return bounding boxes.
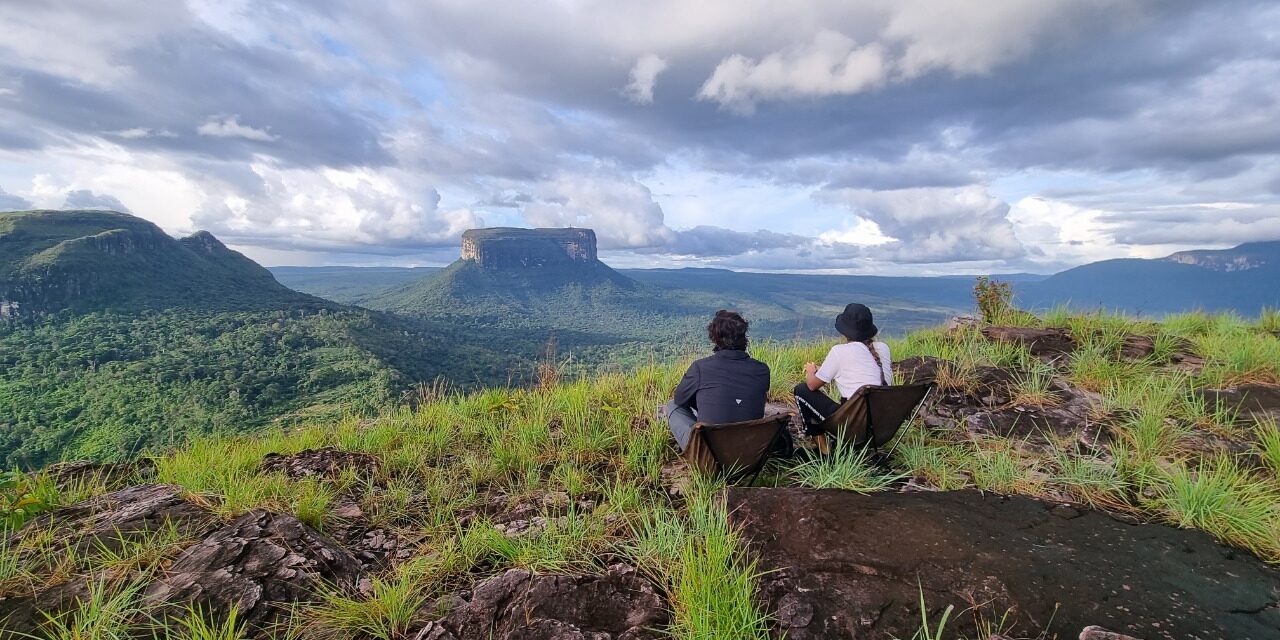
[63,189,130,212]
[0,0,1278,272]
[664,226,810,257]
[0,186,32,211]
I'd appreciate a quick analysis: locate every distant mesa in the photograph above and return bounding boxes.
[0,209,317,318]
[461,227,597,271]
[364,226,634,314]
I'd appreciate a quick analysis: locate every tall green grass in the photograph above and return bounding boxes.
[789,442,905,492]
[1153,457,1280,558]
[627,478,770,640]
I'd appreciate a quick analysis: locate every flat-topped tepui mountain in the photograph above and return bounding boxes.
[277,237,1280,321]
[0,209,319,318]
[368,227,638,316]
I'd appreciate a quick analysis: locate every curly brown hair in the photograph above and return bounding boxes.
[708,310,749,351]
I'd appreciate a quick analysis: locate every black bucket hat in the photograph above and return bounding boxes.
[834,303,878,341]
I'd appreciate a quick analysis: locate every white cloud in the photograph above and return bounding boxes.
[817,217,894,246]
[522,171,675,249]
[622,53,668,104]
[197,115,280,142]
[884,0,1127,79]
[698,30,887,113]
[193,161,480,251]
[1006,196,1126,267]
[820,185,1027,263]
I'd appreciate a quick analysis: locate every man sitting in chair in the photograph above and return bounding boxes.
[793,303,894,435]
[664,310,771,452]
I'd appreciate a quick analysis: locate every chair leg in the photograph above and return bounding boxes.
[815,433,830,455]
[745,457,770,487]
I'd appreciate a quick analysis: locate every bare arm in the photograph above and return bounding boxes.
[803,362,825,392]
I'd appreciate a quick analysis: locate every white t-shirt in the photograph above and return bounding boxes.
[816,341,893,399]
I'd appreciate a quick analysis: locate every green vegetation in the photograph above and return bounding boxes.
[4,253,1280,638]
[0,308,508,468]
[1,210,316,316]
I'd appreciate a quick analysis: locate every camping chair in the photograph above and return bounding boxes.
[683,412,794,485]
[813,382,933,455]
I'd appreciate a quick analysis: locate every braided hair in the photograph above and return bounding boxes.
[861,337,887,385]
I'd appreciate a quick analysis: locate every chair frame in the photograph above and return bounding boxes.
[813,383,933,455]
[684,412,794,485]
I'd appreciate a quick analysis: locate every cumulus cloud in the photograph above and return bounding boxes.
[819,185,1027,263]
[698,31,887,113]
[196,115,280,142]
[0,186,33,211]
[1,0,1279,271]
[522,172,675,249]
[191,162,481,252]
[63,189,131,213]
[883,0,1127,79]
[623,54,668,104]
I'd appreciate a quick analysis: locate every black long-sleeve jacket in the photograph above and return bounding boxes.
[672,349,770,425]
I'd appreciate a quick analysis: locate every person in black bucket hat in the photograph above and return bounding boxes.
[834,302,878,342]
[793,303,894,434]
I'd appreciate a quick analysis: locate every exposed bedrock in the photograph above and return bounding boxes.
[894,355,1108,451]
[460,227,598,271]
[143,509,364,635]
[0,484,219,637]
[727,488,1280,640]
[412,565,669,640]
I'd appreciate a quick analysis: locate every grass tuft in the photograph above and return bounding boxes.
[1152,456,1279,559]
[789,442,905,493]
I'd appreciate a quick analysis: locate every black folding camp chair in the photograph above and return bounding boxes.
[814,382,933,454]
[683,412,793,485]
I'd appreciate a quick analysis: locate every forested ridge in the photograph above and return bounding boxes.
[0,308,459,468]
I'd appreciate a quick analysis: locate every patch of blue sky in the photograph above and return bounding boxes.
[645,158,847,238]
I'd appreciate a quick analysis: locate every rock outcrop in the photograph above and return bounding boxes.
[460,227,597,271]
[10,483,216,556]
[144,510,364,633]
[259,447,380,480]
[413,566,668,640]
[0,484,218,637]
[895,355,1108,450]
[727,488,1280,640]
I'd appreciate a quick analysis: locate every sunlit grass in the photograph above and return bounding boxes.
[308,554,444,640]
[789,441,905,493]
[1253,418,1280,477]
[16,304,1280,640]
[627,478,771,640]
[1152,456,1280,559]
[36,577,150,640]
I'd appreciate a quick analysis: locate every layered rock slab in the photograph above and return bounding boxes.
[0,484,218,637]
[727,488,1280,640]
[144,509,363,634]
[414,566,668,640]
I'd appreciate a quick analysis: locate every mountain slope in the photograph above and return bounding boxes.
[1163,240,1280,272]
[368,258,639,316]
[0,210,317,316]
[0,211,508,468]
[1017,242,1280,314]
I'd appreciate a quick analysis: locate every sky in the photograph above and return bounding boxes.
[2,0,1279,275]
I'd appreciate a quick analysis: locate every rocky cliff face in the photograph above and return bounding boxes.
[1163,240,1280,272]
[460,227,597,270]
